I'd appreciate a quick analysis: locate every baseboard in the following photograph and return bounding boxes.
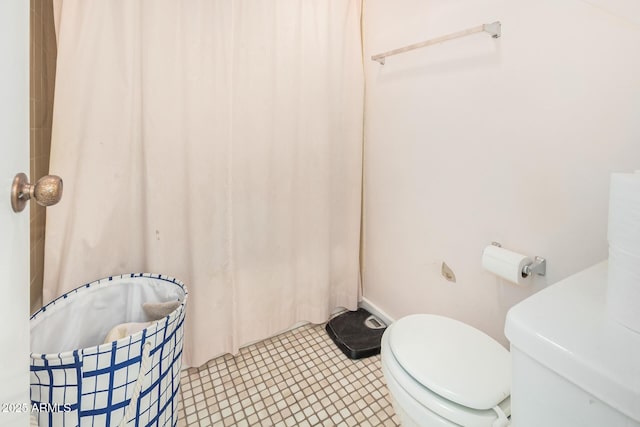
[358,297,395,327]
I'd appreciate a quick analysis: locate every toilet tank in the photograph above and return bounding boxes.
[505,262,640,427]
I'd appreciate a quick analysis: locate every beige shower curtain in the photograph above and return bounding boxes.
[44,0,364,367]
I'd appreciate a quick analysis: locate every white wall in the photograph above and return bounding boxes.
[362,0,640,346]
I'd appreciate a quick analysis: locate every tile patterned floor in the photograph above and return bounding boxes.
[177,323,400,426]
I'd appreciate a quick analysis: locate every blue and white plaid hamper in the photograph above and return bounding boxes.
[30,274,188,427]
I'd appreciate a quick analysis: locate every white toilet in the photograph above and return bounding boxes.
[381,314,512,427]
[381,262,640,427]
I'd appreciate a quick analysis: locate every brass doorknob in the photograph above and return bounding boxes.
[11,173,63,213]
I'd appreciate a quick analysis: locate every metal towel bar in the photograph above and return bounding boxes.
[371,21,501,65]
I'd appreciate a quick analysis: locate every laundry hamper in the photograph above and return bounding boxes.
[30,273,188,427]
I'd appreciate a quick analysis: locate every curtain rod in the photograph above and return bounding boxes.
[371,21,501,65]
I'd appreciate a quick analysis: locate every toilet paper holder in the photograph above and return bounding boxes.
[491,242,546,278]
[521,256,546,278]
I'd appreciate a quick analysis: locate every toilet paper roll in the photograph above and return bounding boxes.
[608,172,640,255]
[606,244,640,333]
[482,245,532,285]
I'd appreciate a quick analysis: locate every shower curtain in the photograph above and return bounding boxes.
[44,0,364,367]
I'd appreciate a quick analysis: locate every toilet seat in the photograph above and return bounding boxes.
[381,315,511,427]
[389,314,511,410]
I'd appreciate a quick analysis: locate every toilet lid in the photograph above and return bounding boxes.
[388,314,511,411]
